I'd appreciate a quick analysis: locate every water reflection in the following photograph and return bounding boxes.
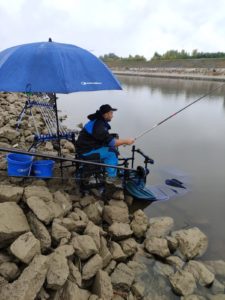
[120,75,225,104]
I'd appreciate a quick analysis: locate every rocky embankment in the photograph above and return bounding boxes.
[112,68,225,82]
[0,93,225,300]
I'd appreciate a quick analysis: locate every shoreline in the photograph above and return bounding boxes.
[113,69,225,82]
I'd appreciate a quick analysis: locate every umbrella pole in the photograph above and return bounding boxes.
[53,93,63,178]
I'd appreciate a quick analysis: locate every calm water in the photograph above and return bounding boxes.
[58,76,225,260]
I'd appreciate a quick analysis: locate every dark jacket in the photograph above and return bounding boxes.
[76,113,115,154]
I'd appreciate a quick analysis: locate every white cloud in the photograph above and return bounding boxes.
[0,0,225,59]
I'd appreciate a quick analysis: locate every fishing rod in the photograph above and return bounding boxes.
[0,146,135,172]
[134,82,225,141]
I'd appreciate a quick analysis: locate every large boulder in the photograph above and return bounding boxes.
[146,216,174,238]
[24,186,53,202]
[144,236,170,258]
[47,253,69,290]
[0,255,48,300]
[92,270,113,300]
[0,202,30,246]
[26,196,55,224]
[72,235,98,260]
[172,227,208,260]
[10,232,41,264]
[83,203,102,225]
[82,254,103,280]
[111,263,135,292]
[103,205,129,225]
[169,270,197,296]
[108,222,133,240]
[26,212,51,251]
[184,260,215,286]
[0,185,24,203]
[130,209,148,238]
[0,126,20,142]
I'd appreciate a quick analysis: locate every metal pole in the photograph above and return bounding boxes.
[0,146,136,171]
[53,93,62,156]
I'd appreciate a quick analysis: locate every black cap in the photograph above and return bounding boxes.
[99,104,117,114]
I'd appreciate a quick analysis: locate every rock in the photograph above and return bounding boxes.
[72,235,98,260]
[63,141,75,152]
[99,236,112,267]
[153,261,174,277]
[82,254,103,280]
[108,222,133,240]
[0,252,12,264]
[53,191,72,215]
[104,260,117,275]
[127,261,148,275]
[26,196,55,224]
[166,255,185,269]
[24,185,53,202]
[130,209,148,238]
[131,281,145,299]
[120,238,137,257]
[172,227,208,260]
[0,275,8,287]
[166,236,179,252]
[54,245,74,257]
[84,221,101,250]
[47,253,69,290]
[51,220,71,241]
[211,279,225,295]
[0,255,48,300]
[79,195,95,207]
[207,295,225,300]
[184,260,215,286]
[69,208,89,225]
[181,295,206,300]
[0,202,30,246]
[109,241,127,261]
[83,203,102,225]
[92,270,114,300]
[0,185,23,203]
[54,280,91,300]
[0,262,19,281]
[68,260,82,287]
[0,126,19,142]
[111,263,135,292]
[202,260,225,277]
[36,287,49,300]
[26,212,51,251]
[144,237,170,258]
[103,205,129,224]
[112,190,125,200]
[146,216,174,238]
[169,270,197,296]
[10,232,41,264]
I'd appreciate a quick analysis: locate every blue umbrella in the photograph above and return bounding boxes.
[0,40,122,93]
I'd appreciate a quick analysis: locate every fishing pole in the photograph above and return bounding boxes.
[134,82,225,141]
[0,146,135,172]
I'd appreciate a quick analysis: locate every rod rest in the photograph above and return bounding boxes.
[34,132,76,142]
[135,148,154,164]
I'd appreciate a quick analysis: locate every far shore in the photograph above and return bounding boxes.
[113,69,225,82]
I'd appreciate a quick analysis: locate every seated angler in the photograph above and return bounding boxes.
[76,104,134,178]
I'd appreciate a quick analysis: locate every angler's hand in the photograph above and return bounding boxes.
[125,138,135,145]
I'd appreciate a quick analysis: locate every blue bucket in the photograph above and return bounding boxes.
[32,160,55,178]
[7,153,33,176]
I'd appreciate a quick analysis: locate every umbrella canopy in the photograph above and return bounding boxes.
[0,41,122,93]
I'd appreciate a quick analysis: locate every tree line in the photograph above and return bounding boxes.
[100,50,225,62]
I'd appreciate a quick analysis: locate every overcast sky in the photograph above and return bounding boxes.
[0,0,225,59]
